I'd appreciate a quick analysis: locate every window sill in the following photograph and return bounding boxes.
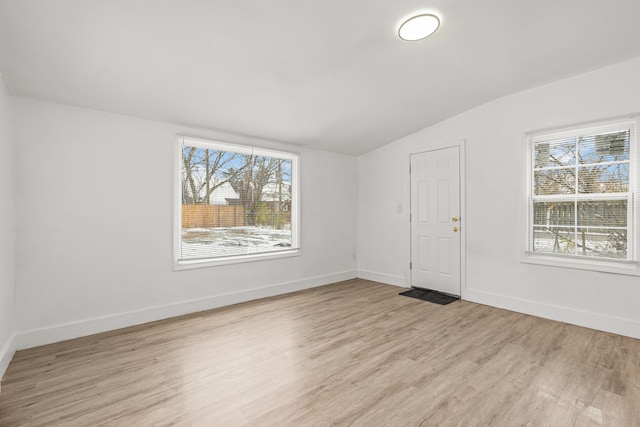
[522,252,640,276]
[174,249,301,271]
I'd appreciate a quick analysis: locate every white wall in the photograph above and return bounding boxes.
[358,58,640,339]
[0,74,16,379]
[12,99,358,349]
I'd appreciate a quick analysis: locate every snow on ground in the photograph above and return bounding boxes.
[533,232,626,259]
[181,226,292,258]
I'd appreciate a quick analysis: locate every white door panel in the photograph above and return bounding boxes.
[410,147,461,295]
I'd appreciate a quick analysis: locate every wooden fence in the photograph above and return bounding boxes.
[182,205,244,228]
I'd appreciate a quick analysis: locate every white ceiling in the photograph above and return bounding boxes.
[1,0,640,155]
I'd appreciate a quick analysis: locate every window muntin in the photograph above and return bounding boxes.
[528,120,637,262]
[175,136,299,266]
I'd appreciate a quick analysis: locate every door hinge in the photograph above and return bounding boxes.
[410,262,412,270]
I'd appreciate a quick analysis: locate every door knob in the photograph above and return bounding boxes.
[453,227,459,232]
[452,216,459,222]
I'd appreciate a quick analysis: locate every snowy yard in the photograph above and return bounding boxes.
[533,229,627,259]
[181,226,292,258]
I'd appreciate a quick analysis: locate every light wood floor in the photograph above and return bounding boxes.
[1,279,639,426]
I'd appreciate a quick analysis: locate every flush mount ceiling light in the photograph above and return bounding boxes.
[398,14,440,41]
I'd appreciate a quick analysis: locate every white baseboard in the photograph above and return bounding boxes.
[15,270,358,350]
[357,270,407,287]
[0,334,16,383]
[464,288,640,340]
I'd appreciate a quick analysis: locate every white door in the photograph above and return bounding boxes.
[410,147,461,296]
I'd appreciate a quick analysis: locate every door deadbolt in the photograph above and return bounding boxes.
[452,216,459,222]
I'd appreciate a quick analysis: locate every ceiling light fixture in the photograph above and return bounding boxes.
[398,14,440,41]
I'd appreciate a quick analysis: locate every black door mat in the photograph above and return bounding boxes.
[399,288,460,305]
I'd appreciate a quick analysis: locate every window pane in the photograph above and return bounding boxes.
[180,144,295,261]
[534,168,575,195]
[577,200,627,227]
[577,163,629,193]
[529,120,635,263]
[533,201,575,227]
[534,137,575,168]
[575,228,627,259]
[578,130,630,164]
[533,227,575,255]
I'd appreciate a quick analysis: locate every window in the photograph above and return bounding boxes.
[174,136,300,268]
[525,115,640,273]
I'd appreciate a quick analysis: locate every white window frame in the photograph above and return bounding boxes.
[522,115,640,276]
[174,136,301,270]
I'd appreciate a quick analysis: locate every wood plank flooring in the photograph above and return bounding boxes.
[1,279,639,426]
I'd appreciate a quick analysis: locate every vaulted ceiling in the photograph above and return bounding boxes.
[1,0,639,154]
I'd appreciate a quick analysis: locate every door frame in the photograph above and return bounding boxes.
[408,140,467,298]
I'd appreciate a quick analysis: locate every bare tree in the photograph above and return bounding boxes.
[230,155,281,226]
[182,147,248,204]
